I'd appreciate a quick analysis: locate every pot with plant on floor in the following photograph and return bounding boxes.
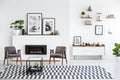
[10,20,24,35]
[112,43,120,62]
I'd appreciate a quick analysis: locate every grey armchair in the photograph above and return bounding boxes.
[3,46,22,65]
[49,46,68,65]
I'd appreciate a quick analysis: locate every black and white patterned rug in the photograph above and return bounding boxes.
[0,65,113,79]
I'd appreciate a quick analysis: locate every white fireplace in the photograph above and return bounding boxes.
[12,35,69,60]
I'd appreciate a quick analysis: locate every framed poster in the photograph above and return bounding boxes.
[27,13,42,35]
[95,25,103,35]
[43,18,55,35]
[73,36,81,46]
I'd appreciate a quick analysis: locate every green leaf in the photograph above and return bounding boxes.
[10,26,13,28]
[115,43,119,48]
[113,53,116,55]
[113,48,119,53]
[15,20,19,24]
[15,26,17,28]
[19,20,24,25]
[18,26,23,30]
[116,54,120,57]
[10,22,15,25]
[119,44,120,48]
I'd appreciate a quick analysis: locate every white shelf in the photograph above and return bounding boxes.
[13,35,59,36]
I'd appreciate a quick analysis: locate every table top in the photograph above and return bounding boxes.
[27,56,43,61]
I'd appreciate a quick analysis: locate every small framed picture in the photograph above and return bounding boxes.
[95,25,103,35]
[43,18,55,35]
[73,36,81,46]
[27,13,42,35]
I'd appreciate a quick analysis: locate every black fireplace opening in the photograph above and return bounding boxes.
[25,45,47,55]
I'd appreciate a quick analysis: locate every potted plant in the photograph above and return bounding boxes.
[112,43,120,61]
[33,63,39,68]
[81,11,86,17]
[10,20,24,35]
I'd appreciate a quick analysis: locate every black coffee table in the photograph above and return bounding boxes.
[26,56,43,74]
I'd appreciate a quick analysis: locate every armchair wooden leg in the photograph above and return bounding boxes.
[53,58,55,64]
[65,58,68,64]
[3,58,6,65]
[16,58,18,64]
[20,57,22,65]
[7,58,9,65]
[49,57,51,64]
[62,58,63,65]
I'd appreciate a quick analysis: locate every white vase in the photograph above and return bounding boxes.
[81,15,85,17]
[115,57,120,62]
[13,30,21,35]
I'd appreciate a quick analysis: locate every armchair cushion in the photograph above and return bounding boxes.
[50,54,62,57]
[7,54,21,57]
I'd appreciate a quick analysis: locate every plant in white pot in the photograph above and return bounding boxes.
[112,43,120,62]
[10,20,24,35]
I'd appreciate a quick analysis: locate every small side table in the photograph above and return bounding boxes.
[26,56,43,74]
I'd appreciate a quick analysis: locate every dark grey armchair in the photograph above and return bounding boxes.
[3,46,22,65]
[49,46,68,65]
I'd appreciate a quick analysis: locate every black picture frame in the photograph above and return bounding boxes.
[73,36,81,46]
[27,13,42,35]
[95,25,103,35]
[42,18,55,35]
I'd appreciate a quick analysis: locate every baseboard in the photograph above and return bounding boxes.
[11,60,60,62]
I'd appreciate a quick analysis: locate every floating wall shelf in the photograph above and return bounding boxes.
[97,13,102,14]
[85,24,92,25]
[106,14,116,19]
[96,20,102,21]
[106,17,116,19]
[81,17,92,19]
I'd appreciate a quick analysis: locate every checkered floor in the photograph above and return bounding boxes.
[0,65,113,79]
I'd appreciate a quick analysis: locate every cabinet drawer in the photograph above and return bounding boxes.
[73,46,105,56]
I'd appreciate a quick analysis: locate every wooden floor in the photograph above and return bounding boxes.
[11,60,60,62]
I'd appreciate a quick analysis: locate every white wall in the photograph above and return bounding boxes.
[0,0,69,60]
[1,0,120,61]
[70,0,120,59]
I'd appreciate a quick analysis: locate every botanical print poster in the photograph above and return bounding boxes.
[43,18,55,35]
[73,36,81,46]
[95,25,103,35]
[27,13,42,35]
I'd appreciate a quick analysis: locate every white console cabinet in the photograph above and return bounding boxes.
[72,46,105,59]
